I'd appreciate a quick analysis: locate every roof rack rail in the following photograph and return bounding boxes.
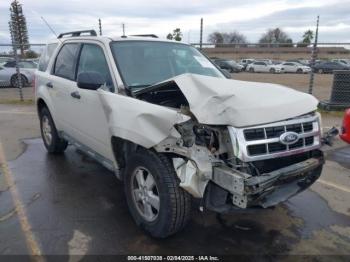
[129,34,158,38]
[57,30,97,39]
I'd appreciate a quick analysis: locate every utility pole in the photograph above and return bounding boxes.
[199,18,203,50]
[308,15,320,94]
[98,18,102,36]
[122,23,125,37]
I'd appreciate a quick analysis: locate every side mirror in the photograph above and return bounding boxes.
[77,71,104,90]
[221,69,232,79]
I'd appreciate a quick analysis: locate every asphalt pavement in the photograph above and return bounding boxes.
[0,103,350,259]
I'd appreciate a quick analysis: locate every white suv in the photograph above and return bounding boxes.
[36,30,325,238]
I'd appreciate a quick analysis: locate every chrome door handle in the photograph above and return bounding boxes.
[70,91,81,99]
[46,82,53,88]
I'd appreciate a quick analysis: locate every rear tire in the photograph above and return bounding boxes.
[39,107,68,154]
[10,74,28,88]
[318,69,323,74]
[124,149,192,238]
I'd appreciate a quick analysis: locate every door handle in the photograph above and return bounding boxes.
[46,82,53,88]
[70,91,81,99]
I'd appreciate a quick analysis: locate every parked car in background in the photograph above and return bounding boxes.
[331,59,350,66]
[0,57,12,66]
[286,59,309,66]
[255,59,273,64]
[313,61,350,73]
[281,62,311,73]
[0,65,34,87]
[246,61,284,73]
[212,59,243,73]
[239,59,255,70]
[3,60,38,72]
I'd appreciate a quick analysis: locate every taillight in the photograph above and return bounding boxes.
[340,108,350,144]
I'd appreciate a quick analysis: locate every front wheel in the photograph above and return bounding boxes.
[249,67,254,73]
[40,107,68,153]
[124,149,192,238]
[270,68,276,73]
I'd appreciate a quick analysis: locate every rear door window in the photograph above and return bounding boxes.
[38,43,58,72]
[53,43,80,80]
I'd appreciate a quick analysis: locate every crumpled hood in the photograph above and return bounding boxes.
[169,73,318,127]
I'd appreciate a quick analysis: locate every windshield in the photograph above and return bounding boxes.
[110,41,224,89]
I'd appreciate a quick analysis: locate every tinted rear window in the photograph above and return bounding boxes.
[38,43,58,72]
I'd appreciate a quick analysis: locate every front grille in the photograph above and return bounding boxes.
[244,121,319,157]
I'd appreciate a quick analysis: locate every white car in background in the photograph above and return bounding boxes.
[246,61,284,73]
[0,65,34,87]
[280,62,311,73]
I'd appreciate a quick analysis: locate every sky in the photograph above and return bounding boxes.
[1,0,350,46]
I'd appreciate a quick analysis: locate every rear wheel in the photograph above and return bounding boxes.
[318,69,323,74]
[10,74,28,88]
[124,149,192,238]
[40,107,68,153]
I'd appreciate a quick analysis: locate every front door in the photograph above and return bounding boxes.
[66,43,115,160]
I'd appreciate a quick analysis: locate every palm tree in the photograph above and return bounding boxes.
[302,30,314,44]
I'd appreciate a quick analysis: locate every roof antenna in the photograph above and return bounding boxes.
[40,16,61,42]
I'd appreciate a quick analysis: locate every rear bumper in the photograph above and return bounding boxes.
[205,152,324,213]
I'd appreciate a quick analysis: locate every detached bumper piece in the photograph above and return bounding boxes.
[205,154,324,213]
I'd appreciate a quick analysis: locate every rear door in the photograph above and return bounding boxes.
[283,62,293,72]
[49,42,81,136]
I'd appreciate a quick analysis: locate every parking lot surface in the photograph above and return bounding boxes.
[0,138,349,257]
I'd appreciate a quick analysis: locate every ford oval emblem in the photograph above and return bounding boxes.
[280,132,299,145]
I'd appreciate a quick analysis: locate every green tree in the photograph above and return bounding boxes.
[297,30,314,47]
[302,30,314,44]
[9,0,30,57]
[25,49,38,58]
[167,28,182,41]
[166,33,173,40]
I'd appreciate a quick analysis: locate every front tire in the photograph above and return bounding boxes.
[249,67,254,73]
[40,107,68,154]
[270,68,276,73]
[124,149,191,238]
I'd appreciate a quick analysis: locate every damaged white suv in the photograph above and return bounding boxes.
[36,30,325,238]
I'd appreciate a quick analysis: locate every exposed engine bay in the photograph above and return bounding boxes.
[99,74,325,212]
